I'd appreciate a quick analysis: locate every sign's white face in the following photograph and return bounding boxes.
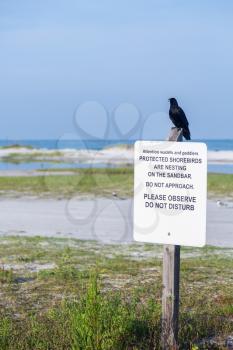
[134,141,207,247]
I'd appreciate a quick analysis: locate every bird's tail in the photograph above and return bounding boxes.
[183,127,191,140]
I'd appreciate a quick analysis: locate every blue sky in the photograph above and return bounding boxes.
[0,0,233,139]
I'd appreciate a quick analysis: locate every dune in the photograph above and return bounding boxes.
[0,145,233,165]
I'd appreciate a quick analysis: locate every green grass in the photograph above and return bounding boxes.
[0,144,34,150]
[2,151,63,164]
[208,173,233,197]
[0,169,232,198]
[0,236,232,349]
[0,267,14,284]
[0,168,133,197]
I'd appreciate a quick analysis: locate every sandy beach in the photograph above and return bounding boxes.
[1,146,233,165]
[0,196,232,247]
[0,145,232,247]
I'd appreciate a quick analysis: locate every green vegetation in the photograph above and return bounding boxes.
[0,144,34,150]
[0,169,232,198]
[1,151,63,164]
[103,143,133,150]
[208,173,233,197]
[0,236,232,349]
[0,168,133,197]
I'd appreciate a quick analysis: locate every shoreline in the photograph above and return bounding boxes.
[0,146,233,165]
[0,196,232,247]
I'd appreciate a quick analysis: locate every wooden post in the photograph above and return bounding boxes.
[161,127,183,349]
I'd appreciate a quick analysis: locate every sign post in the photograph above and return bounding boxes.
[162,244,180,349]
[162,128,182,350]
[133,128,207,349]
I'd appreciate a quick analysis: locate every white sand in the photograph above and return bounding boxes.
[0,197,232,247]
[0,146,233,164]
[207,151,233,164]
[0,146,133,164]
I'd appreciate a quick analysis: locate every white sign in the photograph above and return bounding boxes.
[134,141,207,247]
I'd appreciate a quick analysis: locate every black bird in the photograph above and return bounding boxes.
[168,98,191,140]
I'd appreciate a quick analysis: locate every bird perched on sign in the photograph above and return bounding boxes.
[168,98,191,140]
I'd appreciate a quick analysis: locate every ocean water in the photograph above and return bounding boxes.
[0,139,232,173]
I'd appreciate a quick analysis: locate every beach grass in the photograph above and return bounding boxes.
[0,144,35,150]
[0,236,232,349]
[1,151,63,164]
[0,169,232,198]
[207,173,233,197]
[0,168,133,197]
